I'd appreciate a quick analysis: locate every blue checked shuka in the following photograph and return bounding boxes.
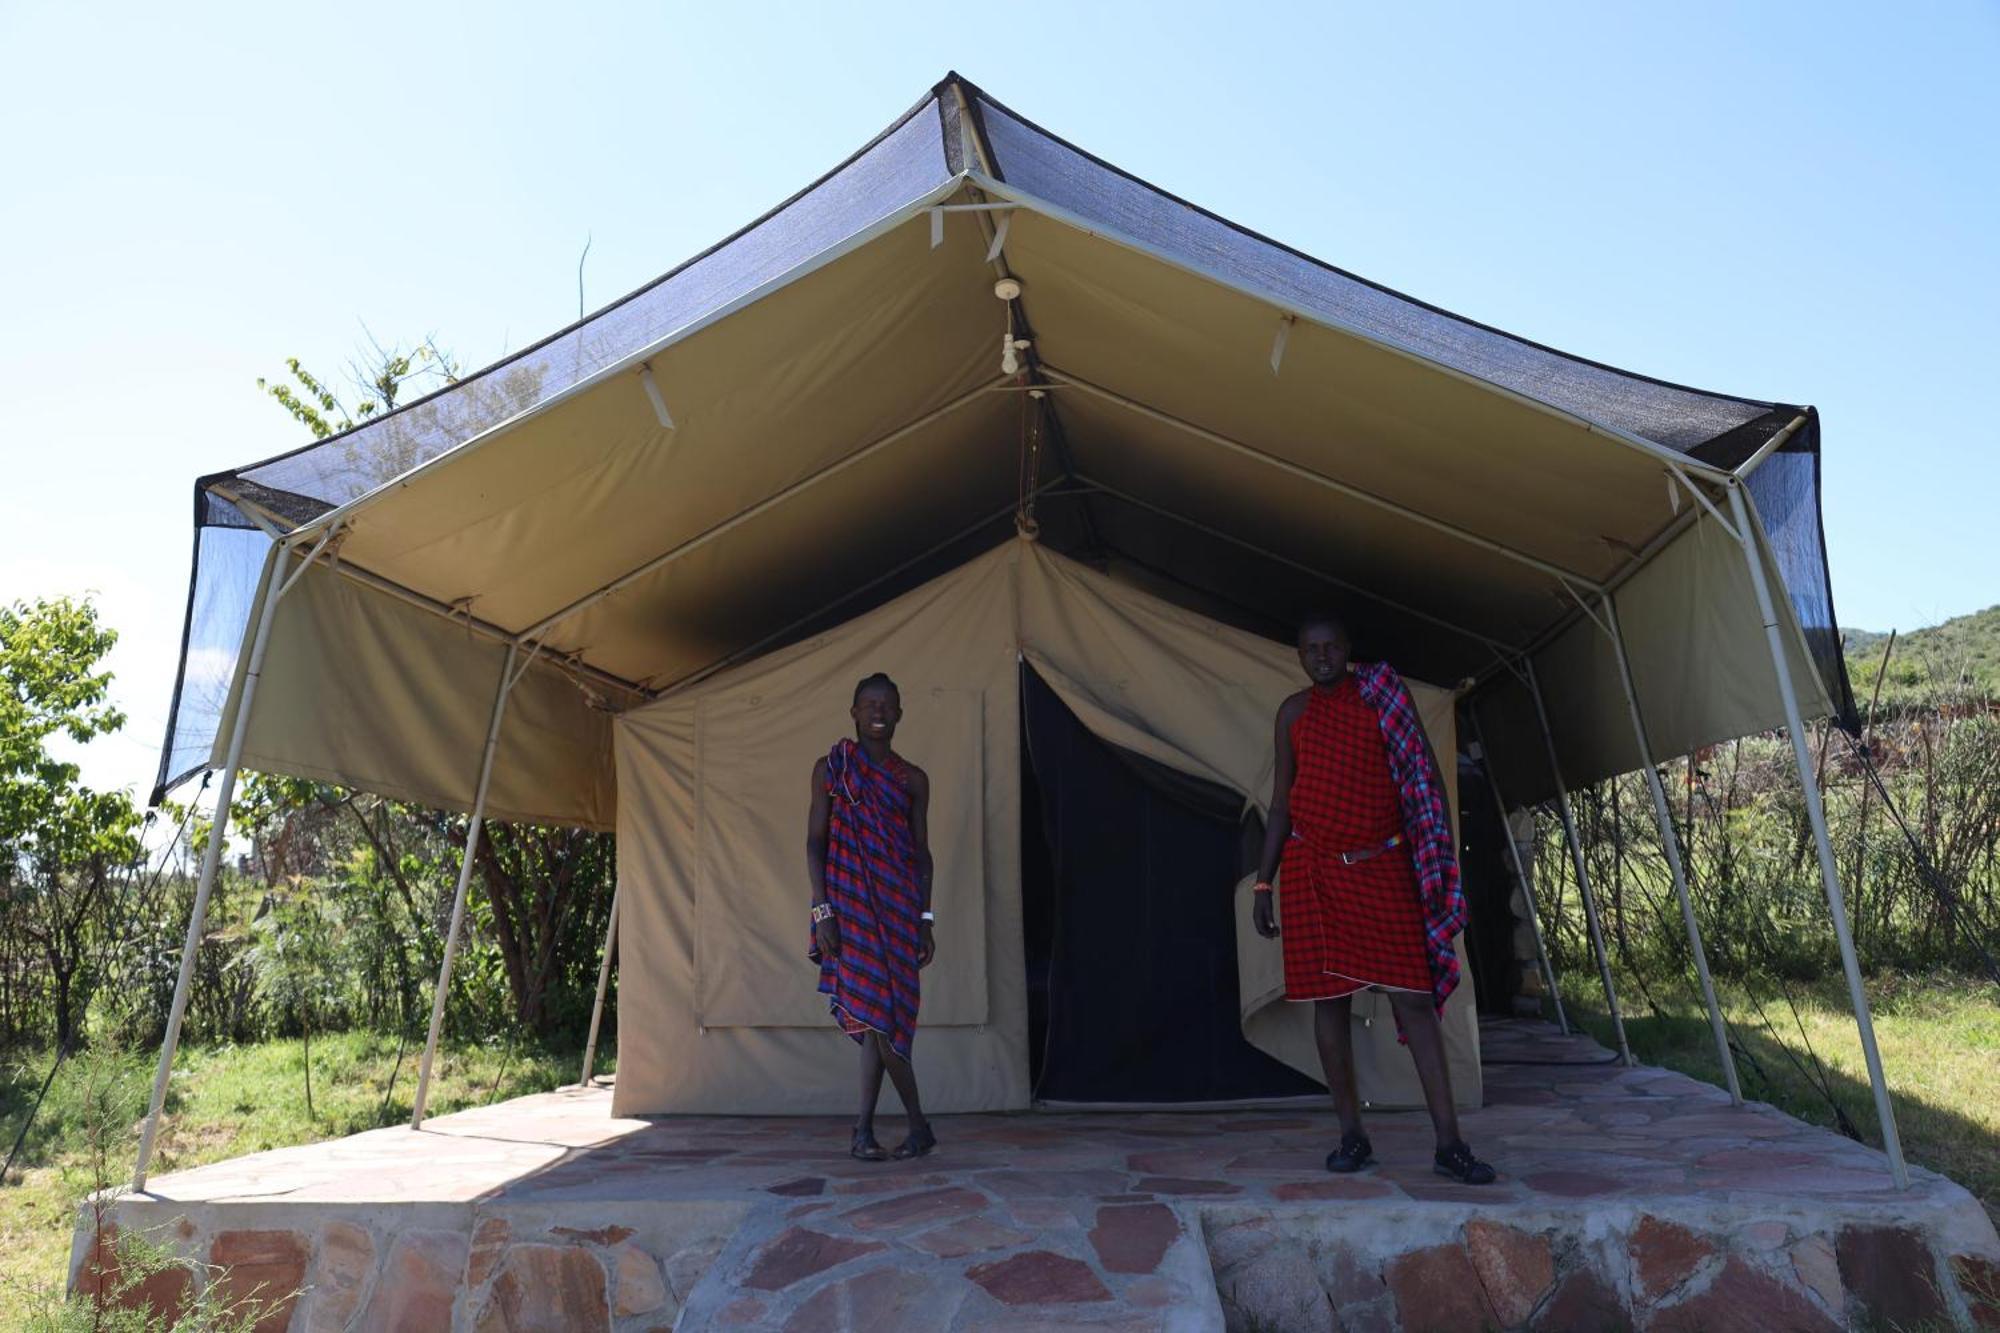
[1352,662,1468,1016]
[810,738,923,1060]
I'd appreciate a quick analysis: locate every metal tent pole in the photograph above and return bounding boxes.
[1603,599,1743,1105]
[1728,484,1909,1187]
[1469,708,1568,1034]
[133,538,293,1190]
[1525,660,1634,1066]
[579,885,620,1086]
[410,644,520,1129]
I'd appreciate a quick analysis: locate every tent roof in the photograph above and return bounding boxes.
[158,74,1855,817]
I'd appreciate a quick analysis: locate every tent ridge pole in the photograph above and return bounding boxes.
[580,886,620,1086]
[133,533,310,1191]
[217,487,652,708]
[1733,412,1812,482]
[651,486,1053,702]
[1041,366,1608,591]
[1602,598,1742,1104]
[514,379,1003,647]
[268,178,975,549]
[1072,474,1514,653]
[410,643,519,1129]
[1469,707,1569,1034]
[967,171,1735,487]
[1526,659,1633,1066]
[1726,483,1908,1187]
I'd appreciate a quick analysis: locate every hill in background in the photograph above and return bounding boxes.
[1843,604,2000,708]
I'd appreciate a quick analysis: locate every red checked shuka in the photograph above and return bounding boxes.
[1278,665,1467,1014]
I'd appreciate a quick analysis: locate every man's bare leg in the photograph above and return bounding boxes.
[875,1035,929,1130]
[853,1035,889,1158]
[1386,991,1494,1182]
[1386,990,1461,1148]
[874,1034,935,1158]
[1313,996,1363,1136]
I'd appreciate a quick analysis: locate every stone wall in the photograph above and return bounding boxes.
[69,1197,749,1332]
[1204,1203,2000,1332]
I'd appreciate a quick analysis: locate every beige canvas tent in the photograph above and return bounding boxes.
[139,74,1905,1186]
[613,538,1477,1116]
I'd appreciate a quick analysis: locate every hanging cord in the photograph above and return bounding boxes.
[1841,730,2000,994]
[1016,385,1045,538]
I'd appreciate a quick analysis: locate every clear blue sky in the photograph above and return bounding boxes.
[2,1,1995,800]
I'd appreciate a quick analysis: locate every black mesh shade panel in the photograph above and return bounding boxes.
[1022,667,1322,1102]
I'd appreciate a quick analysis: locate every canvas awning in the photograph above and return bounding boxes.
[158,73,1855,825]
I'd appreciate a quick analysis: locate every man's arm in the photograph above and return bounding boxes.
[806,757,837,958]
[907,766,936,966]
[1251,696,1301,939]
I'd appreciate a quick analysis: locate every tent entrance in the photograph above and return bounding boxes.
[1020,667,1323,1104]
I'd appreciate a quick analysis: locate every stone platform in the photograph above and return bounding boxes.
[76,1020,2000,1331]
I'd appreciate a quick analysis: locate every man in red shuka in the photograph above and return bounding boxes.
[1251,614,1495,1184]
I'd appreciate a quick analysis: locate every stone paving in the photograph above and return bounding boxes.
[77,1020,2000,1330]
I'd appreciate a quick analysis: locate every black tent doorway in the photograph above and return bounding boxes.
[1020,668,1323,1103]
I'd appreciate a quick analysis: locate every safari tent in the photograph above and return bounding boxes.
[141,74,1902,1186]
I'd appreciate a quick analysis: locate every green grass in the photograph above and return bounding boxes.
[1562,972,2000,1225]
[0,1031,615,1324]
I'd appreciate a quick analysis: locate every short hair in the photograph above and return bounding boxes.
[1296,611,1350,646]
[852,672,901,706]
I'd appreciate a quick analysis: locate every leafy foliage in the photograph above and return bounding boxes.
[1845,604,2000,709]
[0,600,144,1050]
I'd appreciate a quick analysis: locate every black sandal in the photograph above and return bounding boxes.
[891,1122,937,1160]
[1325,1131,1373,1174]
[1433,1139,1496,1185]
[850,1127,888,1162]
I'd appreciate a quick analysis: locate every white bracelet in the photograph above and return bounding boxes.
[920,911,935,922]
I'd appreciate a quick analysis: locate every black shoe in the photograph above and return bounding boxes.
[850,1127,888,1162]
[891,1122,937,1160]
[1433,1139,1496,1185]
[1325,1131,1373,1174]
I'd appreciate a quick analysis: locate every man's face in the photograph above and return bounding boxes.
[1297,623,1350,687]
[852,685,902,744]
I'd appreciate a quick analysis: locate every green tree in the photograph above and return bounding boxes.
[0,598,143,1051]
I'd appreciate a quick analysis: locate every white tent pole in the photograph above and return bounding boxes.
[968,171,1736,489]
[1525,659,1634,1065]
[579,885,620,1086]
[1602,598,1743,1104]
[1468,708,1568,1034]
[1732,412,1812,482]
[273,176,975,548]
[134,538,292,1191]
[653,486,1057,704]
[1073,476,1517,654]
[1727,483,1909,1187]
[1041,367,1609,591]
[514,379,1003,645]
[410,643,520,1129]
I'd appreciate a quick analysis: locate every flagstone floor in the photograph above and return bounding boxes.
[83,1020,2000,1331]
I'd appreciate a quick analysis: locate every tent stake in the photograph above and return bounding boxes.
[411,644,520,1129]
[1469,708,1568,1034]
[1727,483,1908,1187]
[133,537,295,1191]
[580,885,620,1086]
[1525,659,1633,1065]
[1603,599,1742,1104]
